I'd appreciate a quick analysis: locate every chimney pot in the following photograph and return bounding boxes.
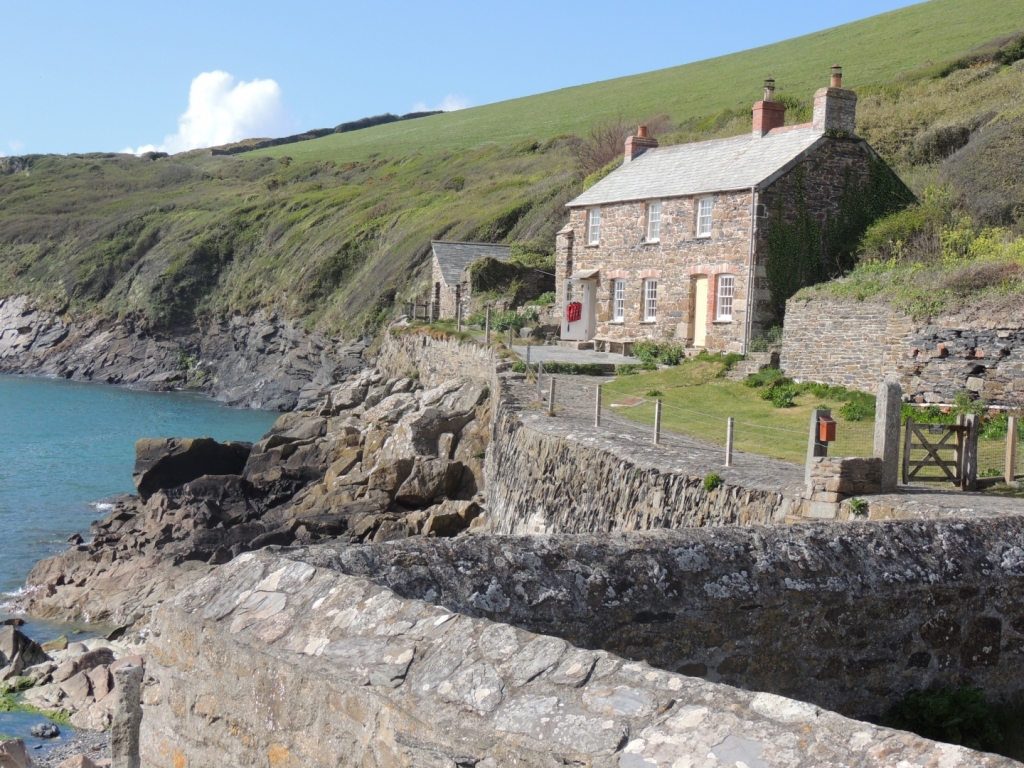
[813,65,857,134]
[637,124,648,138]
[764,78,776,102]
[752,77,786,136]
[830,65,843,88]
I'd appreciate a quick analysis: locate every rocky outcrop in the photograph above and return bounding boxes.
[0,295,368,410]
[132,438,251,501]
[137,548,1017,768]
[11,367,493,624]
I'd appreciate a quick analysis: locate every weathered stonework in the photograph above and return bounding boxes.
[319,516,1024,721]
[375,331,499,388]
[139,547,1020,767]
[800,456,883,519]
[782,297,1024,406]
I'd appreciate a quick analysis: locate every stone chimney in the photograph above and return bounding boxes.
[812,65,857,135]
[752,78,786,136]
[624,125,659,163]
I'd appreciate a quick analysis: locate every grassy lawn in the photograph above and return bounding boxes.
[599,360,875,464]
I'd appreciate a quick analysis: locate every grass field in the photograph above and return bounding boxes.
[249,0,1024,165]
[599,359,1020,478]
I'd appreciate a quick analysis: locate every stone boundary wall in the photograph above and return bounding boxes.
[485,385,790,533]
[139,548,1015,767]
[314,516,1024,720]
[781,297,1024,407]
[375,331,498,388]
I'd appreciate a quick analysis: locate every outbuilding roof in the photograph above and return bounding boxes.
[431,241,513,286]
[568,126,826,207]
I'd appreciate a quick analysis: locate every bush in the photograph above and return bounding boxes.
[770,385,798,408]
[848,497,868,516]
[884,686,1002,751]
[533,291,556,305]
[748,326,783,352]
[744,367,788,389]
[838,400,872,421]
[703,473,723,491]
[645,389,663,397]
[632,340,685,367]
[616,364,643,375]
[944,116,1024,226]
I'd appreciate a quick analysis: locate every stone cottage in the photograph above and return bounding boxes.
[430,241,512,320]
[556,66,908,353]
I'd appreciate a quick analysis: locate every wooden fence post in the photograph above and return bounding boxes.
[526,344,530,368]
[654,400,662,445]
[595,384,602,428]
[536,361,543,401]
[456,302,462,332]
[963,413,979,491]
[806,408,830,490]
[1007,415,1019,485]
[548,377,556,417]
[485,307,491,344]
[726,417,735,467]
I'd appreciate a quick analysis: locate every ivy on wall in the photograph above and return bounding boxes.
[765,151,915,317]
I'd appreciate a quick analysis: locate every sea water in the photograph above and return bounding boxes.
[0,375,274,750]
[0,374,279,600]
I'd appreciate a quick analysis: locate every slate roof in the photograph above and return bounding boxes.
[432,241,512,285]
[568,126,826,207]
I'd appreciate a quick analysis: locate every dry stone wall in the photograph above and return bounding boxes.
[782,297,1024,406]
[375,331,498,388]
[318,516,1024,720]
[139,548,1017,768]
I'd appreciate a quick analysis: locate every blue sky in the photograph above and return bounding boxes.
[0,0,922,156]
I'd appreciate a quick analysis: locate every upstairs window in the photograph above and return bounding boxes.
[646,201,661,242]
[643,279,658,322]
[697,197,713,237]
[716,275,734,321]
[612,279,626,322]
[587,208,601,245]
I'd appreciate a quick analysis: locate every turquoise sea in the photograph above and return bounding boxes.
[0,375,275,750]
[0,374,278,600]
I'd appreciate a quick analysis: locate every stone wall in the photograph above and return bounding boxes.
[781,296,1024,406]
[139,548,1016,767]
[485,378,791,533]
[375,331,498,388]
[318,516,1024,720]
[800,456,883,520]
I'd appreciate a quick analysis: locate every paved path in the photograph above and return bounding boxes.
[510,343,633,366]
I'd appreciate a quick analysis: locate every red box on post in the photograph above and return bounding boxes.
[819,415,837,442]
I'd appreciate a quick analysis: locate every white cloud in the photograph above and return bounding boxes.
[411,94,471,113]
[8,140,24,154]
[124,71,291,155]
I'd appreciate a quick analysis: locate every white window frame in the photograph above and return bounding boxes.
[612,279,626,322]
[716,274,734,321]
[587,208,601,245]
[697,197,713,237]
[646,201,661,242]
[643,279,658,322]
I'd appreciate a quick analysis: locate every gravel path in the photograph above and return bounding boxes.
[33,730,109,767]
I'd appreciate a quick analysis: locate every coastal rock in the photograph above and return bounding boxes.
[0,627,49,670]
[394,459,463,507]
[55,756,99,768]
[0,738,32,768]
[133,438,251,501]
[29,723,60,739]
[52,648,115,684]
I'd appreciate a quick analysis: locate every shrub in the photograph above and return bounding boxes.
[442,175,465,192]
[884,686,1002,751]
[533,291,556,305]
[703,473,723,492]
[744,367,788,389]
[631,340,686,367]
[981,413,1009,440]
[748,326,784,352]
[616,364,643,376]
[839,400,872,421]
[645,389,663,397]
[848,497,868,516]
[770,385,798,408]
[543,362,605,376]
[944,116,1024,226]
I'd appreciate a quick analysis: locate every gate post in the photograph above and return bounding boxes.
[805,408,830,491]
[873,377,902,492]
[1007,415,1019,485]
[963,414,979,491]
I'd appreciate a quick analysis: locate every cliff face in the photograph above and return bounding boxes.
[0,295,367,410]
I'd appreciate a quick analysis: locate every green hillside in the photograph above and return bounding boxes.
[251,0,1024,164]
[1,0,1023,338]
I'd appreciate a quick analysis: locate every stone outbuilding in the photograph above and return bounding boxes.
[556,66,909,354]
[430,241,512,320]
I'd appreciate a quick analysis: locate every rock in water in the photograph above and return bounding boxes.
[133,437,251,500]
[0,626,49,669]
[30,722,60,739]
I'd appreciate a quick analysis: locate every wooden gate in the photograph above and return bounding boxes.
[902,416,978,490]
